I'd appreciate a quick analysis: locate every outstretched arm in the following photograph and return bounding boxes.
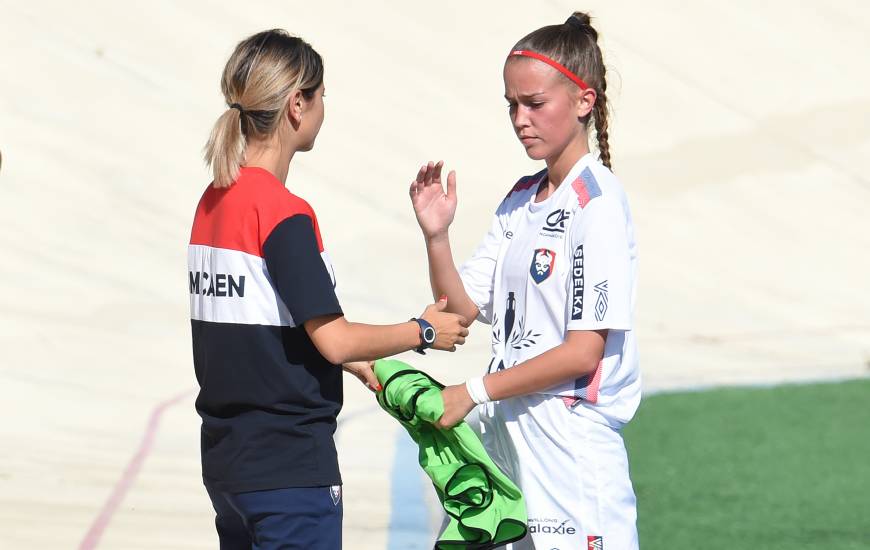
[437,329,607,429]
[410,161,479,323]
[304,298,469,366]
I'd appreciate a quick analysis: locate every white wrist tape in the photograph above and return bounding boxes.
[465,376,491,405]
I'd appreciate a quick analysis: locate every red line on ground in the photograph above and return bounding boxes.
[78,389,194,550]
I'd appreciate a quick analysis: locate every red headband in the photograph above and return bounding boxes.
[508,50,590,90]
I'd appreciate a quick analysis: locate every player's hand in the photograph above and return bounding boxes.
[420,297,469,352]
[342,361,381,392]
[435,384,476,430]
[409,160,457,241]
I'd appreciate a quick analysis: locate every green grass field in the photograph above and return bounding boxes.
[623,378,870,550]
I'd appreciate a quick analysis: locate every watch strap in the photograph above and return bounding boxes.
[410,317,436,354]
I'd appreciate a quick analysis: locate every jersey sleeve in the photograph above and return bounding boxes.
[459,210,505,324]
[262,214,343,326]
[565,195,632,331]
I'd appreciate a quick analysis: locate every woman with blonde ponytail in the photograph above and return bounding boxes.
[188,29,469,549]
[408,13,640,549]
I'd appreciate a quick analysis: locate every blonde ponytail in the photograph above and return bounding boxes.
[204,107,246,188]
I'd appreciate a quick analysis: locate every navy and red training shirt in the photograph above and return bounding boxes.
[188,166,343,492]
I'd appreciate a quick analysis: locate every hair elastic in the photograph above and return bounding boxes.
[565,15,585,30]
[229,103,245,114]
[508,50,590,90]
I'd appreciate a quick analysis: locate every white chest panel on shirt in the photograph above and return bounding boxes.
[460,155,642,428]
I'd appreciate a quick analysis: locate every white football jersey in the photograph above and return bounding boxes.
[460,153,640,428]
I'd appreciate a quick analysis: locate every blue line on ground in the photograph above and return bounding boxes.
[387,427,432,550]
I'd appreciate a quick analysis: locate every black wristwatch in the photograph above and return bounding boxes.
[410,317,436,354]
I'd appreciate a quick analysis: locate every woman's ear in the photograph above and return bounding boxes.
[286,89,304,129]
[576,87,597,119]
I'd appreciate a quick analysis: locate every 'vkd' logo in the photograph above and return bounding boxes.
[593,281,608,321]
[530,249,556,284]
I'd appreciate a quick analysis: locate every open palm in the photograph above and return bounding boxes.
[409,161,458,240]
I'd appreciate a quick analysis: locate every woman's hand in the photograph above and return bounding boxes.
[420,297,469,352]
[342,361,381,392]
[409,160,457,241]
[435,383,476,430]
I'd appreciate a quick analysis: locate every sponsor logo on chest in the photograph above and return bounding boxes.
[539,208,570,238]
[189,271,246,297]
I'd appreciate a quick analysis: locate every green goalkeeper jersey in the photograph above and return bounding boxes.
[374,359,527,549]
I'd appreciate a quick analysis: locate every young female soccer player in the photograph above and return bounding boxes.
[409,13,640,549]
[189,29,468,549]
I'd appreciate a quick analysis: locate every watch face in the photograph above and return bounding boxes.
[422,326,436,344]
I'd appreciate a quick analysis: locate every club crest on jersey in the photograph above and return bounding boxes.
[588,535,604,550]
[530,249,556,284]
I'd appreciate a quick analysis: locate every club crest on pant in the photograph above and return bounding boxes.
[530,249,556,284]
[329,485,342,506]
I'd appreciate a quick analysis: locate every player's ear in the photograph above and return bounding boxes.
[575,87,596,119]
[286,90,304,129]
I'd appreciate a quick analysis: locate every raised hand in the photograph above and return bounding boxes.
[420,297,469,352]
[409,160,457,240]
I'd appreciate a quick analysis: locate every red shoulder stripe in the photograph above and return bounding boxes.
[505,169,547,199]
[189,168,323,257]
